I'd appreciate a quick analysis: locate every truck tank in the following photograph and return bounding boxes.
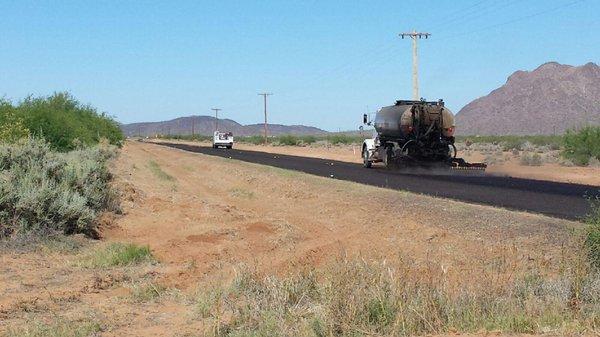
[374,100,455,139]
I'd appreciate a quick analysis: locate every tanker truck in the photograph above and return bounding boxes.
[361,99,486,171]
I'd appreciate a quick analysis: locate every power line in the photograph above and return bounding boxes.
[429,0,495,31]
[441,0,587,40]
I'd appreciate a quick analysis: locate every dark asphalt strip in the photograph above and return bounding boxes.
[153,142,599,221]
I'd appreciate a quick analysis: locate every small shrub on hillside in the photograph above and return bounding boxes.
[563,126,600,166]
[0,138,118,238]
[78,242,153,268]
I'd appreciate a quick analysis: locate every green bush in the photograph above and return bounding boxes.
[326,134,363,145]
[299,135,317,144]
[238,135,265,145]
[0,138,118,238]
[277,135,300,146]
[563,126,600,166]
[0,103,29,143]
[0,92,123,151]
[78,242,154,268]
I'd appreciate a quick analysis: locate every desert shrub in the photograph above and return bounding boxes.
[0,92,123,151]
[586,199,600,270]
[562,126,600,166]
[589,157,600,168]
[326,134,363,145]
[502,138,525,151]
[238,135,265,145]
[0,103,30,142]
[0,138,118,238]
[78,242,153,268]
[519,152,542,166]
[299,135,317,145]
[276,134,300,146]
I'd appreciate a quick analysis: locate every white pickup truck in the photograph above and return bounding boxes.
[212,131,234,149]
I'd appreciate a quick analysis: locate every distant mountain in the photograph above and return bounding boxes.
[121,116,327,137]
[455,62,600,135]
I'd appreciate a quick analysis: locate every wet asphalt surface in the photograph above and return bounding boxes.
[154,142,599,221]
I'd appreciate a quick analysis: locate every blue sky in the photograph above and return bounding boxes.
[0,0,597,131]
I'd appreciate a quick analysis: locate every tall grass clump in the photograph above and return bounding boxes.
[0,92,123,151]
[585,199,600,270]
[0,138,119,238]
[197,258,600,336]
[78,242,153,268]
[563,126,600,166]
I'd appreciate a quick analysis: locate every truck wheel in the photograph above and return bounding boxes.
[363,147,372,168]
[226,145,232,149]
[383,147,393,169]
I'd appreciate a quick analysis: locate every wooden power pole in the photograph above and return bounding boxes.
[258,93,272,145]
[211,108,221,132]
[400,30,430,100]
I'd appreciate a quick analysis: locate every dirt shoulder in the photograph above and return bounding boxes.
[0,141,585,336]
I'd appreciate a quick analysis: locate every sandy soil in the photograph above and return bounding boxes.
[0,141,585,336]
[158,140,600,186]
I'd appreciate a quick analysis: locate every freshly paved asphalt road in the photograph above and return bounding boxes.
[154,142,599,221]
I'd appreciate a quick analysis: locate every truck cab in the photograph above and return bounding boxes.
[212,131,234,149]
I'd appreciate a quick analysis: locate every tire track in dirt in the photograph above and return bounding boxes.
[153,142,599,220]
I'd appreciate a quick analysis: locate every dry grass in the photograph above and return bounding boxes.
[193,254,600,336]
[147,160,176,182]
[3,318,102,337]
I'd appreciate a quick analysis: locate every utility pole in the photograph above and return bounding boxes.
[400,30,430,100]
[258,93,272,145]
[211,108,221,132]
[191,116,195,137]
